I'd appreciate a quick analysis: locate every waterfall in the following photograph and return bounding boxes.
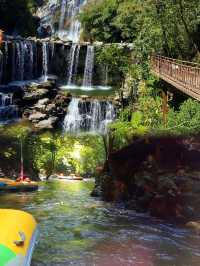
[12,42,16,81]
[90,100,102,132]
[67,44,80,85]
[36,0,87,41]
[42,42,48,81]
[74,45,80,83]
[0,93,18,123]
[58,0,67,34]
[50,42,55,60]
[28,42,34,80]
[10,41,39,82]
[15,42,25,81]
[82,45,94,88]
[0,52,3,84]
[67,0,82,43]
[58,0,86,42]
[100,101,116,133]
[36,0,58,36]
[63,98,82,133]
[0,42,8,84]
[4,42,8,68]
[63,98,116,134]
[24,41,34,80]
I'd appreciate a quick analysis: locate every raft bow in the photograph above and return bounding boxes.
[0,209,38,266]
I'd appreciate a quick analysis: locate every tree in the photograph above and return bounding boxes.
[0,0,39,36]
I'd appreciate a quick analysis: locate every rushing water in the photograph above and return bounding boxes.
[42,42,49,81]
[58,0,84,42]
[67,44,80,85]
[82,46,95,88]
[63,98,116,134]
[0,93,18,123]
[0,180,199,266]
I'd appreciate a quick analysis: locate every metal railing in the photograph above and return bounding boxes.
[151,55,200,100]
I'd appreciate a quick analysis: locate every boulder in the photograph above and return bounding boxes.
[45,103,56,113]
[23,89,49,101]
[34,116,59,129]
[34,98,50,111]
[37,98,50,105]
[29,112,47,121]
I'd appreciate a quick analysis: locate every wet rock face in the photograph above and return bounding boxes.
[8,80,71,130]
[34,116,59,129]
[99,136,200,222]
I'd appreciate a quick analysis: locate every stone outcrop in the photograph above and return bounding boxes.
[34,116,59,129]
[96,136,200,223]
[6,80,72,130]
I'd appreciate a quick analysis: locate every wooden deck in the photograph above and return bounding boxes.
[151,55,200,101]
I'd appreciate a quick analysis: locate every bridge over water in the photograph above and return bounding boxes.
[151,55,200,101]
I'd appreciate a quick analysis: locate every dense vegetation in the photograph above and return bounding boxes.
[80,0,200,60]
[79,0,200,152]
[0,0,40,36]
[0,124,105,179]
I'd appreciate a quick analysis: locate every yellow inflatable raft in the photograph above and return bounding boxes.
[0,178,38,192]
[0,209,38,266]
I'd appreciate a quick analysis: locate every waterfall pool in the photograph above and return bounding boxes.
[59,85,115,97]
[0,180,199,266]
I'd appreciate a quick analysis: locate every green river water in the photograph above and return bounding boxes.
[0,180,199,266]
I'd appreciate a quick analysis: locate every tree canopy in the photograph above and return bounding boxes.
[80,0,200,60]
[0,0,39,36]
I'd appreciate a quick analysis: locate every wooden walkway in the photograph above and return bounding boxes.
[151,55,200,101]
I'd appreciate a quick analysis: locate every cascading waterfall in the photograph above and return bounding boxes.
[82,45,95,88]
[63,98,82,133]
[12,42,16,81]
[50,42,55,60]
[67,44,80,85]
[0,93,18,123]
[24,42,34,80]
[63,98,116,134]
[36,0,85,42]
[36,0,58,35]
[58,0,67,35]
[100,101,116,133]
[67,0,82,43]
[16,42,25,81]
[58,0,85,42]
[67,44,77,85]
[0,52,3,84]
[42,42,49,81]
[0,42,8,84]
[73,45,80,83]
[10,41,37,82]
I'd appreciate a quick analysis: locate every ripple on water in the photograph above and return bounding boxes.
[0,180,200,266]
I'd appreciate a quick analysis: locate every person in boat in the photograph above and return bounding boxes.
[16,175,31,183]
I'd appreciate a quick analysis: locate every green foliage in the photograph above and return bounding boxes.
[0,0,39,36]
[96,44,131,83]
[166,99,200,134]
[27,132,106,177]
[109,79,200,149]
[0,124,106,178]
[80,0,200,60]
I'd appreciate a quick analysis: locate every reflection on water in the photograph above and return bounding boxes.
[59,85,115,97]
[0,180,200,266]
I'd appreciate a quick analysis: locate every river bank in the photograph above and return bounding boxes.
[93,135,200,224]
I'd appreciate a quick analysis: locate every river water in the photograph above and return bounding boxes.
[0,180,200,266]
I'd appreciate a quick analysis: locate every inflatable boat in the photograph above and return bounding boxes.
[0,209,38,266]
[57,174,83,181]
[0,178,39,192]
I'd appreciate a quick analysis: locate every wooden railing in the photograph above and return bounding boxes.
[151,55,200,101]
